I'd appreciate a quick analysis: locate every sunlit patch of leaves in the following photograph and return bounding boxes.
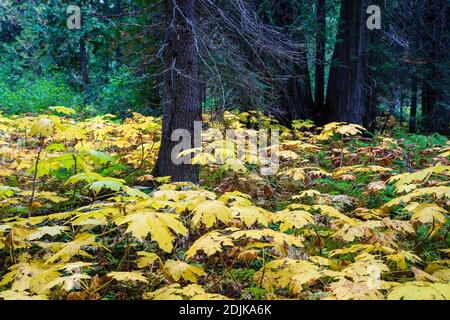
[0,110,449,300]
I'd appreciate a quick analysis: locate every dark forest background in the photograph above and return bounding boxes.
[0,0,448,135]
[0,2,450,301]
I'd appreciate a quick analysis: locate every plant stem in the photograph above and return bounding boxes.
[28,139,44,217]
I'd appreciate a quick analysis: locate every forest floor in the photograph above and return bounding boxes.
[0,109,449,300]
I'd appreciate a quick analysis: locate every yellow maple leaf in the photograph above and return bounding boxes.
[49,106,77,115]
[43,274,92,292]
[144,284,186,300]
[388,282,450,300]
[312,205,356,225]
[46,233,97,264]
[293,190,321,199]
[431,269,450,283]
[332,220,384,242]
[231,205,272,228]
[190,293,231,300]
[136,252,162,269]
[231,229,303,256]
[185,231,235,259]
[309,256,339,269]
[107,271,148,283]
[391,165,450,189]
[383,187,450,209]
[26,226,69,241]
[0,290,47,300]
[191,153,216,165]
[396,184,418,194]
[115,211,187,253]
[254,258,323,293]
[386,251,422,270]
[219,191,252,206]
[336,124,365,136]
[222,158,247,173]
[143,284,230,300]
[339,254,390,283]
[367,181,387,193]
[275,210,315,232]
[382,218,416,235]
[411,267,441,282]
[0,259,61,295]
[327,279,384,300]
[406,203,447,224]
[278,168,305,181]
[191,200,232,229]
[164,260,206,283]
[29,118,55,137]
[278,150,299,161]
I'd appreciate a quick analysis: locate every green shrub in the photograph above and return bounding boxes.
[93,66,160,116]
[0,73,82,114]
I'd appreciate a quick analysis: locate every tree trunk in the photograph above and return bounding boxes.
[80,1,89,103]
[114,0,122,67]
[422,76,449,135]
[314,0,326,120]
[80,36,89,100]
[234,0,259,110]
[409,75,418,133]
[399,91,404,125]
[419,0,449,134]
[325,0,368,124]
[363,24,379,131]
[272,0,314,125]
[103,0,111,74]
[154,0,201,183]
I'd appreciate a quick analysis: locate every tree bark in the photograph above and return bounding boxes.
[234,0,259,110]
[80,36,89,100]
[399,91,404,124]
[325,0,368,124]
[409,75,418,133]
[420,0,449,134]
[154,0,202,183]
[422,71,449,135]
[114,0,122,67]
[80,1,89,103]
[272,0,314,125]
[314,0,326,119]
